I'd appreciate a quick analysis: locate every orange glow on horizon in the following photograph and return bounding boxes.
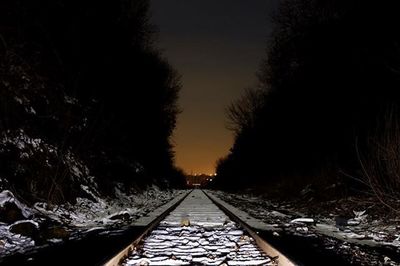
[151,1,274,175]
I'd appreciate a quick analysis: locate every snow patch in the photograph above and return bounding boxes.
[290,218,315,224]
[0,190,33,219]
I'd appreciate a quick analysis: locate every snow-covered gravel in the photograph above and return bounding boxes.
[208,190,400,265]
[0,223,36,255]
[34,185,182,229]
[0,186,183,257]
[123,190,272,266]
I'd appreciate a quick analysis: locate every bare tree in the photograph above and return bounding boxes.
[226,88,265,136]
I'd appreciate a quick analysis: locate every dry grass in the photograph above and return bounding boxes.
[357,107,400,212]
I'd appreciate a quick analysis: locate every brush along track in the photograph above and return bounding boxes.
[104,190,296,266]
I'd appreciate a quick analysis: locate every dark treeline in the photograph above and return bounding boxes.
[214,0,400,204]
[0,0,185,203]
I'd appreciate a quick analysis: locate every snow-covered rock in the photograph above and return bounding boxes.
[0,186,181,257]
[0,190,32,223]
[9,220,39,238]
[346,219,361,226]
[108,210,131,221]
[290,218,315,224]
[123,190,272,266]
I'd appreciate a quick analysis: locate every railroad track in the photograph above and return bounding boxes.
[104,190,296,266]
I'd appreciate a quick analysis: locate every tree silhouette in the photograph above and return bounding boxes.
[215,0,400,198]
[0,0,184,203]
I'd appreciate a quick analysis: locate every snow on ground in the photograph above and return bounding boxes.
[35,185,184,229]
[209,190,400,265]
[0,190,33,220]
[0,223,36,255]
[0,186,183,257]
[123,190,272,266]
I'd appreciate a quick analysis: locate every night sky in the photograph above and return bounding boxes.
[151,0,280,174]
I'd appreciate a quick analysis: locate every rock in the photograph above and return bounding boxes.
[180,218,190,227]
[9,220,39,238]
[271,211,287,218]
[296,226,309,233]
[290,218,315,224]
[109,211,130,221]
[347,219,361,226]
[239,235,250,242]
[139,258,150,265]
[0,201,25,224]
[345,233,365,239]
[353,210,366,218]
[0,190,31,224]
[42,226,70,240]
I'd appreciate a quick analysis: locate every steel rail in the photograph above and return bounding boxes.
[103,190,192,266]
[202,190,296,266]
[104,189,297,266]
